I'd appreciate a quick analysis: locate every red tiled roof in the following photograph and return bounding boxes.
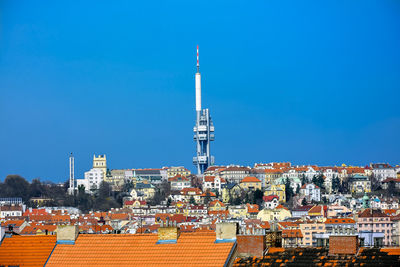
[358,208,388,218]
[204,176,216,182]
[383,209,398,216]
[201,191,216,197]
[308,205,323,215]
[46,233,235,266]
[20,224,58,235]
[168,175,190,182]
[278,221,300,229]
[246,203,259,213]
[0,235,56,266]
[241,176,261,183]
[282,229,303,238]
[209,200,225,207]
[181,187,202,195]
[263,195,279,202]
[1,219,26,228]
[23,208,49,216]
[275,204,288,210]
[325,218,355,224]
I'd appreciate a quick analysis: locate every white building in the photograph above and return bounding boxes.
[203,176,226,194]
[371,163,397,181]
[300,183,321,202]
[0,204,23,218]
[168,175,191,191]
[84,168,104,191]
[263,195,279,209]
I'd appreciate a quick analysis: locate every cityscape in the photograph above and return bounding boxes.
[1,1,400,266]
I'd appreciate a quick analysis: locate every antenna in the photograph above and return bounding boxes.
[196,45,199,72]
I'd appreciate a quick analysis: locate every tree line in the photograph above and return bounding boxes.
[0,175,123,213]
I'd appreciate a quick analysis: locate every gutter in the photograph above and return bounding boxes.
[224,241,237,267]
[43,243,57,267]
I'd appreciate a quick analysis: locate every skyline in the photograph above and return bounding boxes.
[1,1,400,182]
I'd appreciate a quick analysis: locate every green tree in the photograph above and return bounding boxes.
[312,174,325,190]
[189,196,196,205]
[332,176,340,192]
[253,189,264,206]
[285,178,294,202]
[1,175,30,202]
[204,191,211,205]
[301,174,307,185]
[296,184,300,194]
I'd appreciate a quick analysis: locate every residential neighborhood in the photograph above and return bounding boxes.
[1,161,400,264]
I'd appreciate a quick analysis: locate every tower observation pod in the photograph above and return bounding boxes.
[193,45,215,175]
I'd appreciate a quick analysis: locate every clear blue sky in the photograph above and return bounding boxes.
[1,1,399,182]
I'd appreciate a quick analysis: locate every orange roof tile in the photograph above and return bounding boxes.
[1,219,26,228]
[46,233,235,266]
[201,191,216,197]
[204,176,216,182]
[209,199,225,207]
[282,229,303,238]
[246,203,259,213]
[241,176,261,183]
[0,235,56,266]
[325,218,355,224]
[275,204,289,210]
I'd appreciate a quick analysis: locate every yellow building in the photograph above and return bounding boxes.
[221,184,243,203]
[348,175,371,194]
[257,204,291,221]
[93,154,107,180]
[299,221,325,247]
[135,183,156,200]
[167,166,191,178]
[264,169,283,186]
[264,184,286,203]
[228,205,248,218]
[240,176,262,191]
[208,200,226,212]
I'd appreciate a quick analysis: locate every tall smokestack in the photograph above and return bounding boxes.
[195,45,201,113]
[68,153,75,195]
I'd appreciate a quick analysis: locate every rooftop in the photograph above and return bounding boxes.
[46,233,235,266]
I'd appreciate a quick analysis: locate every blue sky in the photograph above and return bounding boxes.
[1,1,399,182]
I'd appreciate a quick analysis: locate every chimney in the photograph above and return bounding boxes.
[237,228,266,258]
[56,225,79,244]
[329,235,358,255]
[215,222,237,243]
[157,221,180,244]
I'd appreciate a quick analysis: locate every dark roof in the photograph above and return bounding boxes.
[358,208,388,218]
[135,183,153,189]
[135,169,161,175]
[233,248,400,266]
[221,183,237,190]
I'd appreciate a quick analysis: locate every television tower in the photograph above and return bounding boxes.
[193,45,215,175]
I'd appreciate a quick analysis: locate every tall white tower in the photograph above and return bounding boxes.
[193,45,215,175]
[68,153,75,195]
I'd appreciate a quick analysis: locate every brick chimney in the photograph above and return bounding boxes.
[329,235,359,255]
[157,221,180,244]
[56,225,79,244]
[216,222,237,243]
[237,228,266,258]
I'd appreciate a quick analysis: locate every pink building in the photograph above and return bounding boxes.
[357,209,393,246]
